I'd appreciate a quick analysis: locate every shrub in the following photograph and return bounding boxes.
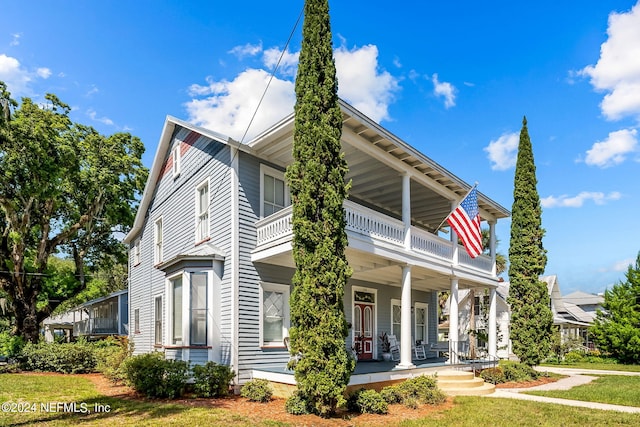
[0,331,25,359]
[564,350,585,363]
[285,391,310,415]
[395,375,446,405]
[240,378,272,402]
[19,340,96,374]
[347,388,388,414]
[94,337,132,383]
[379,385,402,404]
[500,361,539,382]
[123,352,189,398]
[192,362,235,398]
[479,367,506,384]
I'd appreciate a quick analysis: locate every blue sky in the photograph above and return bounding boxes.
[2,1,639,295]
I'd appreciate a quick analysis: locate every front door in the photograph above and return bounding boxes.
[354,302,374,360]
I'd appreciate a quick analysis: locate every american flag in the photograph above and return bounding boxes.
[447,187,483,258]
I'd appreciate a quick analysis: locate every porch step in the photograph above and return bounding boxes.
[436,369,495,396]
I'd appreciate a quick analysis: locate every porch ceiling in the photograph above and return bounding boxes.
[249,102,510,230]
[256,247,479,292]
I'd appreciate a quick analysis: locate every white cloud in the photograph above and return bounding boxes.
[334,44,400,122]
[0,54,54,97]
[185,42,400,140]
[580,2,640,120]
[185,68,295,142]
[262,47,299,77]
[36,68,51,79]
[0,54,32,95]
[228,42,263,59]
[599,257,636,273]
[584,128,638,167]
[541,191,622,208]
[484,132,519,170]
[431,73,456,108]
[10,33,21,47]
[86,109,114,126]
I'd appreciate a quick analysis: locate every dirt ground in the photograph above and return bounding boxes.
[28,372,556,426]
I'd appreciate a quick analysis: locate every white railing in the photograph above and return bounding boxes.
[255,200,494,275]
[458,249,494,272]
[255,206,293,246]
[410,227,454,260]
[344,200,405,245]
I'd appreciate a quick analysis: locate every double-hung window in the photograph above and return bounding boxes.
[260,165,290,217]
[132,239,141,266]
[414,302,428,344]
[391,299,402,340]
[154,296,163,345]
[260,283,289,346]
[190,272,207,345]
[170,276,183,345]
[154,217,163,264]
[195,180,210,242]
[172,144,181,177]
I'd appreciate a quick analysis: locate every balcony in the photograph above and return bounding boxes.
[254,200,494,275]
[73,317,119,336]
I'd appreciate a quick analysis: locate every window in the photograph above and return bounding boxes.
[154,296,162,345]
[391,299,401,340]
[154,217,163,264]
[132,239,141,266]
[172,144,181,177]
[260,165,290,217]
[134,309,140,334]
[474,295,489,316]
[260,283,290,346]
[171,276,183,345]
[414,302,428,344]
[190,272,207,345]
[195,180,210,242]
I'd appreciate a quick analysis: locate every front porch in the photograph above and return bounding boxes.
[252,357,496,397]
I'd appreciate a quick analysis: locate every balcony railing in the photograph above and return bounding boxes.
[73,318,119,336]
[254,199,494,274]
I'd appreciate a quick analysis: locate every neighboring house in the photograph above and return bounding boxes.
[463,276,604,357]
[558,290,604,349]
[42,289,129,342]
[455,281,512,359]
[123,99,510,385]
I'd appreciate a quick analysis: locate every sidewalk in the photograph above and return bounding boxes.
[485,366,640,413]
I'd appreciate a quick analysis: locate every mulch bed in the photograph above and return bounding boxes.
[495,376,559,389]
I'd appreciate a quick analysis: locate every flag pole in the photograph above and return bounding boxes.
[434,182,478,233]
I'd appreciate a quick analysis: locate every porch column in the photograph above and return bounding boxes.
[398,264,415,369]
[451,201,459,265]
[488,287,497,359]
[489,220,497,276]
[402,173,411,250]
[448,277,459,364]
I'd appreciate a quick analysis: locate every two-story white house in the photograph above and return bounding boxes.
[124,99,510,386]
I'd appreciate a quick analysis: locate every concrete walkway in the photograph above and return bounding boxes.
[484,366,640,413]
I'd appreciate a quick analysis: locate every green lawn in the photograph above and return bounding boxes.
[525,375,640,408]
[540,362,640,372]
[1,374,640,426]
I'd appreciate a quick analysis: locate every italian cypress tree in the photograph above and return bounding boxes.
[507,117,553,366]
[284,0,354,417]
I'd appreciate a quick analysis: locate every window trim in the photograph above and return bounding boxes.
[414,301,429,344]
[154,217,163,265]
[132,238,141,266]
[195,178,210,243]
[172,143,181,178]
[189,272,208,346]
[259,164,290,218]
[259,282,290,347]
[167,272,184,346]
[154,295,163,346]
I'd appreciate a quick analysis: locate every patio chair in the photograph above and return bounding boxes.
[412,336,427,360]
[387,334,400,362]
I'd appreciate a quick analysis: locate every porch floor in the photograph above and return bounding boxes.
[252,356,460,390]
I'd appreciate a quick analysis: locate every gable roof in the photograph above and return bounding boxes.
[125,100,510,243]
[563,291,604,307]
